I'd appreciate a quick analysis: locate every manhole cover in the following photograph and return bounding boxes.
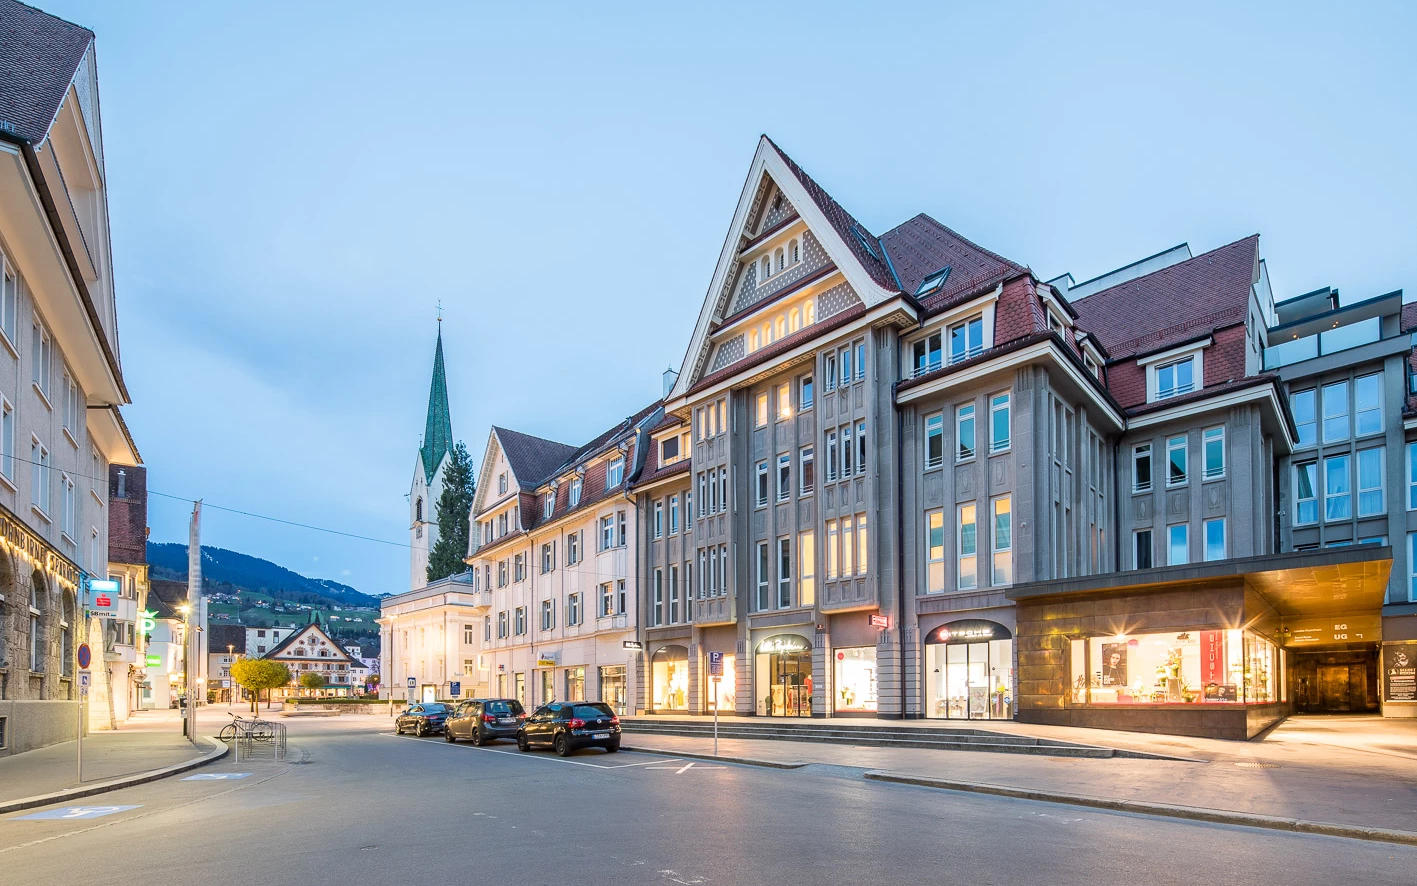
[1234,762,1281,769]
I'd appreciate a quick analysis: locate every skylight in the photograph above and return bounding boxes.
[915,266,952,296]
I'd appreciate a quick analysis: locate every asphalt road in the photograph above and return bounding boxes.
[2,718,1413,886]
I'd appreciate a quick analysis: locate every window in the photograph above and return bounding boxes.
[1133,443,1153,492]
[1167,524,1189,566]
[1204,518,1226,562]
[856,342,866,380]
[825,353,837,391]
[0,397,11,482]
[777,538,792,608]
[541,600,554,631]
[484,616,492,642]
[1294,462,1318,525]
[669,495,680,534]
[841,517,854,576]
[514,554,525,582]
[62,373,79,440]
[1358,448,1384,516]
[30,438,48,515]
[912,332,943,376]
[1155,356,1194,399]
[949,316,984,363]
[654,501,664,538]
[926,510,945,593]
[1292,389,1316,447]
[841,425,853,477]
[825,431,838,480]
[992,497,1012,584]
[618,510,627,546]
[669,566,681,623]
[790,238,800,263]
[856,513,868,575]
[958,504,978,590]
[498,472,507,494]
[799,530,815,606]
[856,421,867,474]
[31,319,51,400]
[660,434,680,465]
[915,266,951,296]
[756,542,770,611]
[956,404,976,461]
[599,582,614,617]
[924,413,944,469]
[543,492,555,520]
[1411,534,1417,599]
[800,375,814,411]
[989,393,1010,453]
[777,453,791,501]
[606,456,624,488]
[1409,443,1417,511]
[1355,374,1382,436]
[1166,436,1187,486]
[777,382,791,422]
[497,611,508,638]
[60,474,74,539]
[775,247,785,272]
[826,520,839,580]
[707,468,718,513]
[515,607,526,635]
[600,515,614,551]
[1134,529,1153,570]
[1203,427,1225,480]
[840,348,852,386]
[720,472,728,516]
[800,446,814,493]
[651,569,664,627]
[541,542,555,573]
[0,256,15,345]
[1325,454,1352,520]
[755,461,768,507]
[755,392,769,428]
[569,478,582,507]
[1322,381,1349,442]
[567,531,580,565]
[761,255,772,280]
[708,547,717,596]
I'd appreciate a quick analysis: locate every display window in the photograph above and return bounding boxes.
[1072,629,1279,704]
[599,665,627,715]
[923,620,1014,720]
[706,653,736,712]
[755,634,812,716]
[834,647,877,712]
[652,646,689,710]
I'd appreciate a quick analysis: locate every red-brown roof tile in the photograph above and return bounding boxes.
[879,214,1026,315]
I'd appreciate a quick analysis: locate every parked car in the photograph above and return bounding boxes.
[517,701,621,756]
[395,702,451,736]
[445,698,527,745]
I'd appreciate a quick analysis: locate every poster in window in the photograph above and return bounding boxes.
[1384,643,1417,703]
[1100,643,1128,687]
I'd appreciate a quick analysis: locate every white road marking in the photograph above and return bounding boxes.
[645,761,726,773]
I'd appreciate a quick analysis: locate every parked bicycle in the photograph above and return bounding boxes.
[219,713,274,742]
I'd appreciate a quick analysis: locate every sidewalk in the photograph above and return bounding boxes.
[623,715,1417,838]
[0,709,212,806]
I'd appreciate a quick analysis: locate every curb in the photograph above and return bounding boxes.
[861,771,1417,847]
[622,745,807,770]
[0,736,229,816]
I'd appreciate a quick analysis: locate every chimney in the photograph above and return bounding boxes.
[662,367,679,398]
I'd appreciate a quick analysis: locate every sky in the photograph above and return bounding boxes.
[39,1,1417,594]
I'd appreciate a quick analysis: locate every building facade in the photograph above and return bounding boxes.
[0,2,141,755]
[379,572,483,704]
[90,464,149,726]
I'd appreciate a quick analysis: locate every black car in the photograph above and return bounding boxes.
[395,703,451,736]
[444,698,526,745]
[517,702,621,756]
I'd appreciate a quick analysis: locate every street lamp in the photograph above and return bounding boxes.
[227,644,234,707]
[178,604,191,737]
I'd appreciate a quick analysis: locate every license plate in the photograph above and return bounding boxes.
[592,732,609,739]
[499,718,515,725]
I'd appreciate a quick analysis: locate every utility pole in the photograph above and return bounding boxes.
[186,501,201,742]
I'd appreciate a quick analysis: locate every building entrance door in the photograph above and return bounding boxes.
[1318,665,1352,712]
[1291,646,1378,714]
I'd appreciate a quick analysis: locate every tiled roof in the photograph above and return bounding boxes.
[263,622,357,663]
[766,136,899,293]
[419,328,453,483]
[208,624,246,655]
[1401,301,1417,333]
[0,0,92,144]
[492,427,578,488]
[1121,374,1280,418]
[1073,235,1259,361]
[878,214,1026,315]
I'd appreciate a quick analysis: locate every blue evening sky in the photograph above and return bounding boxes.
[41,1,1417,594]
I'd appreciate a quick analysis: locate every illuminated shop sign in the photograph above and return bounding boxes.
[868,614,889,629]
[756,635,811,655]
[931,620,1013,644]
[0,508,79,590]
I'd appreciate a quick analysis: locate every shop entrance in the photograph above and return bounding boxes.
[651,646,689,711]
[755,634,812,717]
[924,620,1014,720]
[1290,645,1380,714]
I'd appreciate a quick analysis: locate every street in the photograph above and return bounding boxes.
[2,717,1413,886]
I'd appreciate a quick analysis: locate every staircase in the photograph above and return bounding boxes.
[621,717,1155,758]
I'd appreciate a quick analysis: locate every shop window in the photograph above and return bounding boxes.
[1294,462,1318,524]
[1357,448,1384,516]
[958,503,978,590]
[1166,435,1187,486]
[924,621,1013,719]
[925,510,945,593]
[1410,533,1417,599]
[956,404,976,462]
[1134,529,1153,570]
[799,531,816,605]
[1078,630,1276,704]
[925,413,944,469]
[1292,389,1316,447]
[1132,443,1152,493]
[835,647,878,713]
[1204,518,1226,561]
[992,497,1012,584]
[1322,381,1349,442]
[1167,524,1188,566]
[1324,454,1352,520]
[1355,373,1382,436]
[1203,427,1225,480]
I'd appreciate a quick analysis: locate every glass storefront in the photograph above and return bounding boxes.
[539,670,554,706]
[1072,629,1279,704]
[565,666,585,702]
[599,665,627,715]
[834,647,877,713]
[755,634,812,717]
[514,672,525,706]
[705,653,736,712]
[652,645,689,711]
[924,620,1014,720]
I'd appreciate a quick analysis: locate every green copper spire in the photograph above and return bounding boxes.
[419,327,453,483]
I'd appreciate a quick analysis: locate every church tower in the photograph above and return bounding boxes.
[410,326,454,591]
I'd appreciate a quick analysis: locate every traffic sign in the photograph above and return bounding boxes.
[76,644,91,670]
[708,651,724,677]
[449,681,461,697]
[407,677,416,688]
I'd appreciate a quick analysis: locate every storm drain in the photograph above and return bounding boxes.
[1234,761,1281,769]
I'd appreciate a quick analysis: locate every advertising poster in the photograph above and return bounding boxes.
[1384,644,1417,703]
[1100,642,1128,687]
[1201,630,1224,685]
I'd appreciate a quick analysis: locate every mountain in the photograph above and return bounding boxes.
[146,543,377,608]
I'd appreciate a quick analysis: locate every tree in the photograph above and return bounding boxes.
[299,671,325,693]
[230,657,292,713]
[427,440,477,582]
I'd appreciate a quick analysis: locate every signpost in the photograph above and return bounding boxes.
[708,652,724,756]
[406,676,416,704]
[449,681,461,698]
[76,644,91,784]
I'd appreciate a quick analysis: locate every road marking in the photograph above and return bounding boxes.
[14,806,141,821]
[181,773,251,781]
[378,733,682,770]
[645,761,726,773]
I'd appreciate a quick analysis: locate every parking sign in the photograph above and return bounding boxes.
[708,651,724,677]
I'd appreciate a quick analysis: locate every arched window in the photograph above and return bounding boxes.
[760,256,771,280]
[61,591,75,677]
[790,239,800,264]
[29,570,45,672]
[750,330,759,351]
[775,248,785,272]
[789,309,800,333]
[804,300,816,325]
[415,498,423,522]
[762,322,771,345]
[776,316,786,339]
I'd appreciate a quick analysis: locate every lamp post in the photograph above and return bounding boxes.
[178,604,191,737]
[387,615,397,718]
[226,644,234,707]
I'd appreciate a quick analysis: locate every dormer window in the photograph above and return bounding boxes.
[1157,357,1195,399]
[915,267,951,297]
[543,491,554,520]
[1141,340,1207,403]
[948,316,984,363]
[912,332,943,377]
[570,477,583,507]
[1084,354,1099,378]
[606,456,625,488]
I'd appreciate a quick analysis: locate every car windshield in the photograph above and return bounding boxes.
[572,704,614,719]
[486,700,523,716]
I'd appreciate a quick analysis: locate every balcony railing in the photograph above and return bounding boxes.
[910,345,988,379]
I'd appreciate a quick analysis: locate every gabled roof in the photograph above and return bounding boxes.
[0,0,92,144]
[262,622,357,663]
[878,213,1026,314]
[1072,235,1259,361]
[492,427,578,489]
[419,328,453,483]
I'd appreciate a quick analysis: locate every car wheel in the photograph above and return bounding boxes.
[605,740,621,753]
[444,727,456,743]
[517,732,530,752]
[394,722,402,735]
[471,728,483,747]
[416,721,425,737]
[553,734,570,757]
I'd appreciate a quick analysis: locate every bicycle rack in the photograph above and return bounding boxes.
[231,718,288,763]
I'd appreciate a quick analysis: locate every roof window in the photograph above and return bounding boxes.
[915,267,951,296]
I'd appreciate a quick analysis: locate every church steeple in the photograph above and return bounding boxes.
[419,327,453,483]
